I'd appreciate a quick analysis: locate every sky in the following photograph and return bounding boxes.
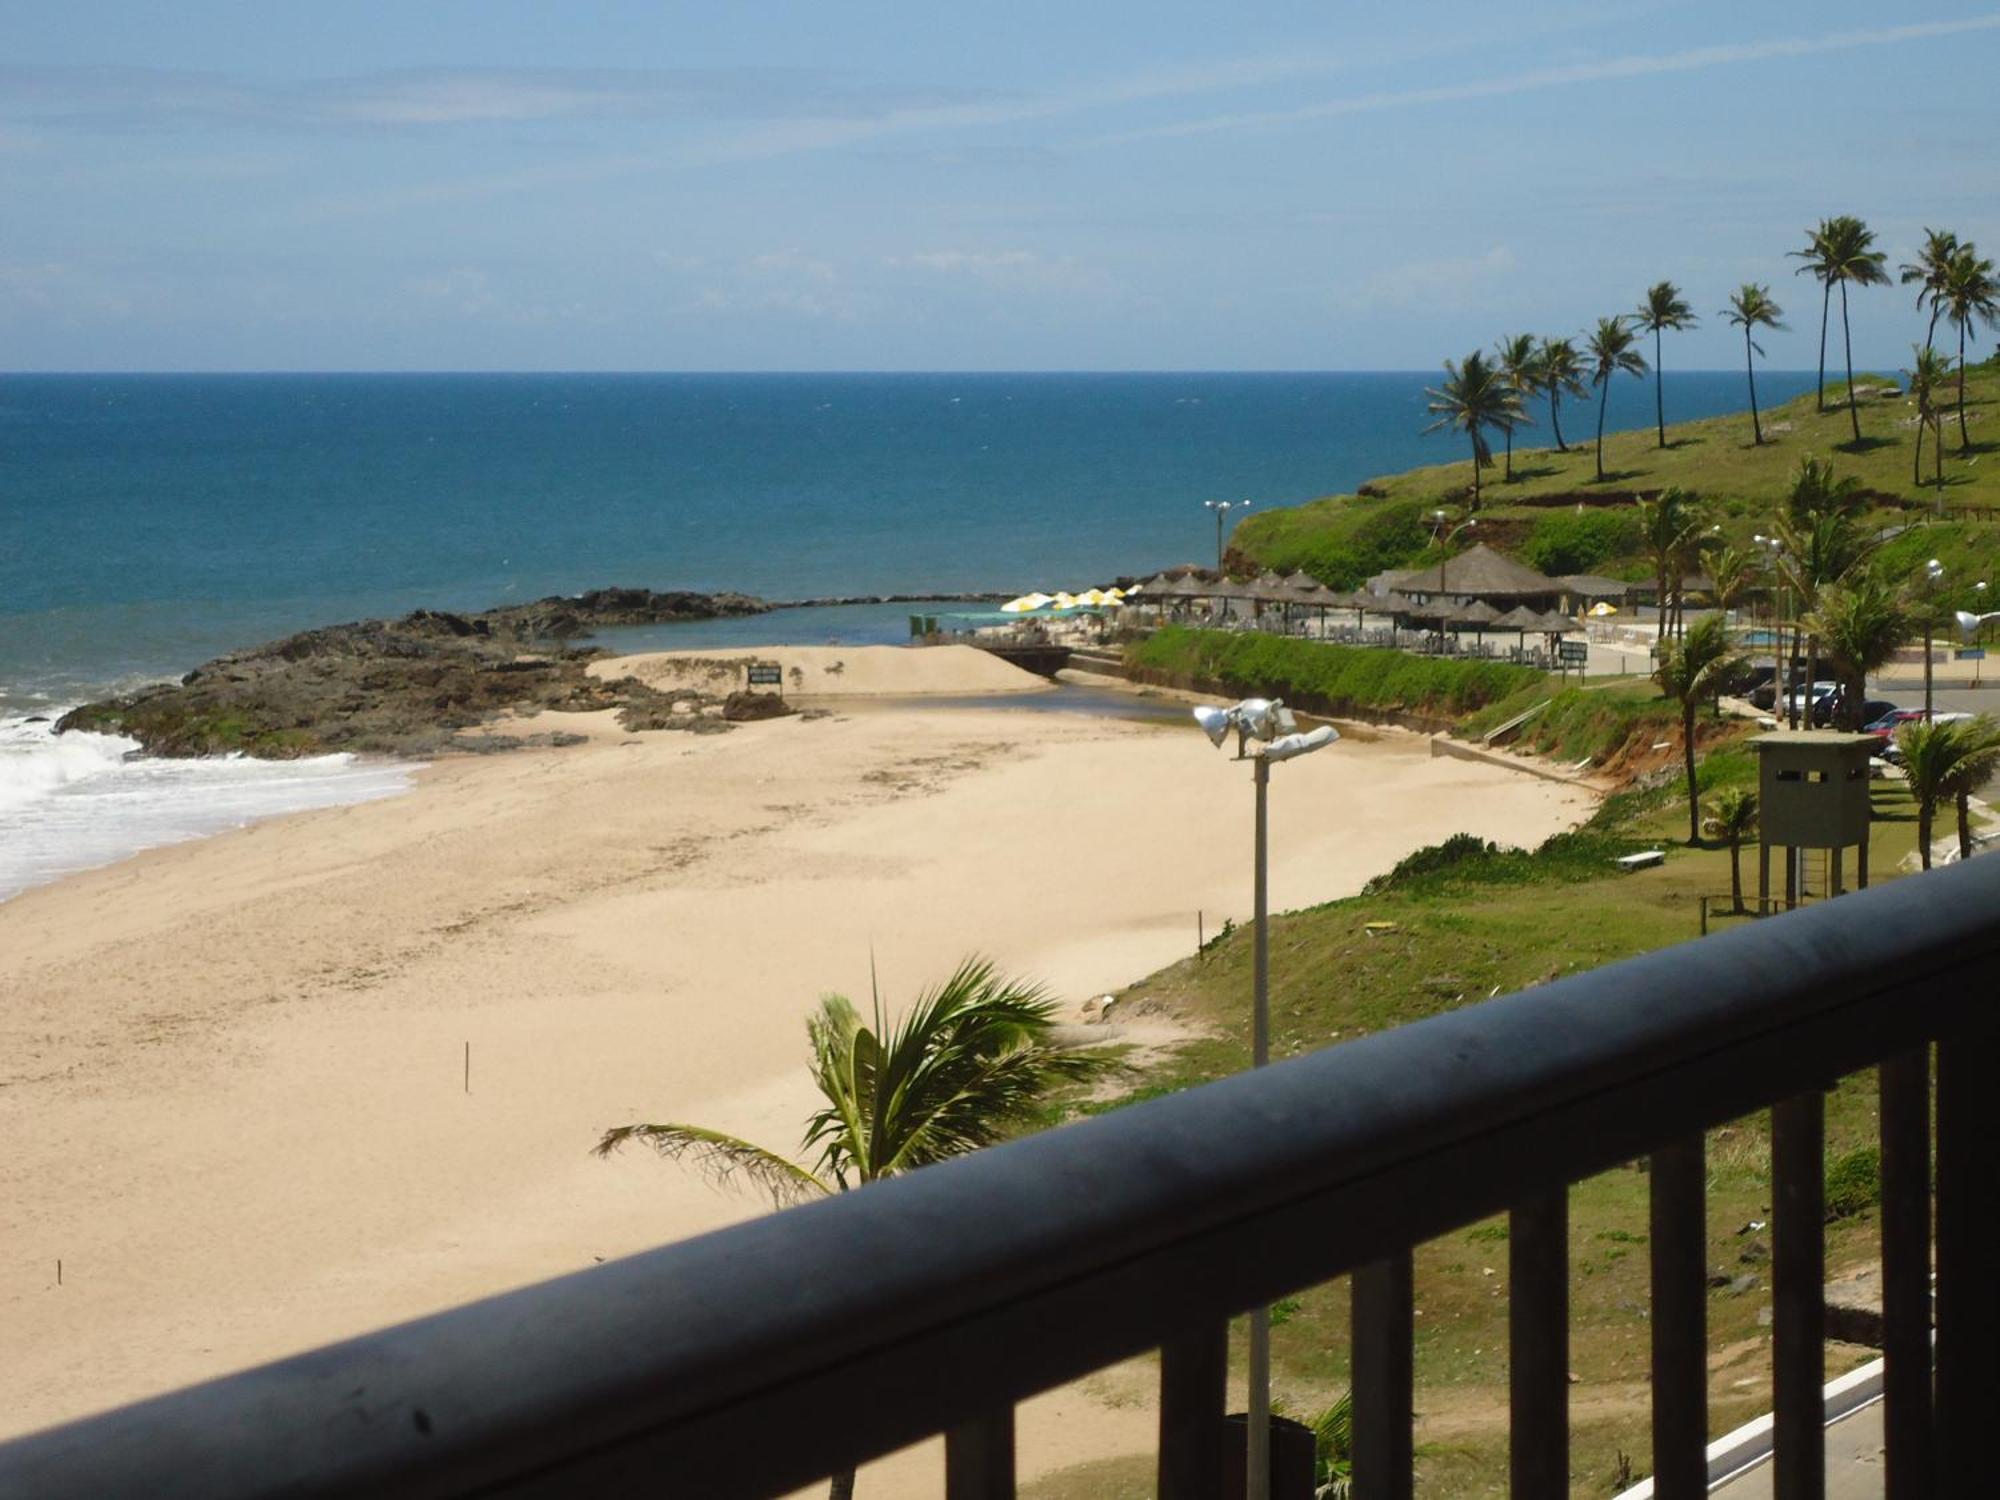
[2,1,1997,372]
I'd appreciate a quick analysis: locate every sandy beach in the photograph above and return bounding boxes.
[0,646,1590,1487]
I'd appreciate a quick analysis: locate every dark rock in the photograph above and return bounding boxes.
[722,691,797,722]
[53,588,768,760]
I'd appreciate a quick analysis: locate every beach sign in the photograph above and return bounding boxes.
[1559,640,1589,666]
[746,661,784,690]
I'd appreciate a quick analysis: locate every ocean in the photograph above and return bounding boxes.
[0,369,1812,896]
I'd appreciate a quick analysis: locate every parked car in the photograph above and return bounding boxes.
[1827,696,1901,730]
[1878,710,1973,762]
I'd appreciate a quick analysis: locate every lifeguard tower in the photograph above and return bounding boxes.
[1750,730,1877,909]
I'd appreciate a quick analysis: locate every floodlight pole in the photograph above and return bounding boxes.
[1248,753,1272,1500]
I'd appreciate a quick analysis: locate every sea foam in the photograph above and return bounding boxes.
[0,715,417,902]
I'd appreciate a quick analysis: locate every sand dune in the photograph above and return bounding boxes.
[0,676,1589,1488]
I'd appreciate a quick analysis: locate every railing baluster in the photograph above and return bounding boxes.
[1878,1050,1931,1499]
[944,1407,1016,1500]
[1770,1091,1824,1500]
[1509,1189,1568,1500]
[1648,1135,1706,1499]
[1935,1015,1997,1495]
[1351,1254,1414,1500]
[1158,1323,1227,1500]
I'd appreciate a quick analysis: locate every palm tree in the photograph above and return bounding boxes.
[1635,282,1697,446]
[1702,784,1759,913]
[1423,350,1524,510]
[1782,453,1866,523]
[1493,333,1542,482]
[1822,217,1891,442]
[1941,246,1999,451]
[1656,613,1745,845]
[595,956,1107,1500]
[1704,541,1760,619]
[1537,336,1588,453]
[1586,317,1648,482]
[1898,718,1976,870]
[1792,220,1838,412]
[1941,714,2000,861]
[1899,227,1960,353]
[1310,1392,1355,1500]
[1905,344,1953,491]
[1806,576,1910,729]
[1722,284,1786,445]
[1772,507,1879,727]
[1637,488,1703,643]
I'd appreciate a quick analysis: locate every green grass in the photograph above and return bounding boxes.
[1125,627,1542,721]
[1230,361,2000,608]
[1023,748,1923,1497]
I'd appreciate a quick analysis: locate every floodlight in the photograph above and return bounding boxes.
[1261,725,1340,762]
[1272,705,1299,736]
[1236,698,1279,739]
[1192,704,1233,747]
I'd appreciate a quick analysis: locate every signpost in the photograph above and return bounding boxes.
[1558,639,1588,681]
[745,661,784,696]
[1956,646,1985,685]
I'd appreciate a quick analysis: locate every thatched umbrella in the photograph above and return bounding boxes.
[1490,603,1545,655]
[1448,597,1502,648]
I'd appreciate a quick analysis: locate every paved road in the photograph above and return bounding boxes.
[1710,1402,1885,1498]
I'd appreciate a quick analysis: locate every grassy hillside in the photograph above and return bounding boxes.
[1026,744,1929,1499]
[1233,359,2000,593]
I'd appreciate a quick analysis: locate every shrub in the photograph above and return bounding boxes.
[1126,628,1542,721]
[1824,1145,1881,1221]
[1519,510,1641,577]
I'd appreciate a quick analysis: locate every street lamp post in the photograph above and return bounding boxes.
[1924,559,1945,717]
[1191,698,1339,1500]
[1429,510,1477,651]
[1206,499,1251,575]
[1753,534,1787,726]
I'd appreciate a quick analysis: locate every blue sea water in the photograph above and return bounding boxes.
[0,369,1811,898]
[0,370,1815,705]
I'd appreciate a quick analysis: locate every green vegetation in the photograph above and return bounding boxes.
[594,958,1109,1500]
[1026,747,1926,1498]
[1125,627,1540,721]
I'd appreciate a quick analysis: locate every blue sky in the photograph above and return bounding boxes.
[2,2,1996,371]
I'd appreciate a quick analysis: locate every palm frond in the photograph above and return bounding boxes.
[593,1122,833,1207]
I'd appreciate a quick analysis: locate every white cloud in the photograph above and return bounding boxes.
[1092,15,2000,146]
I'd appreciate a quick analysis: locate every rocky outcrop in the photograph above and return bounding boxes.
[55,589,764,759]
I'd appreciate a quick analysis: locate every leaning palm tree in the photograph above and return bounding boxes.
[1656,613,1745,845]
[1586,316,1648,481]
[1940,245,1999,451]
[1806,576,1910,729]
[1900,227,1961,353]
[1493,333,1542,482]
[1905,344,1953,492]
[595,956,1107,1500]
[1702,784,1759,914]
[1635,282,1697,446]
[1536,336,1588,453]
[1940,714,2000,862]
[1898,718,1976,870]
[1424,349,1524,510]
[1310,1391,1355,1500]
[1722,284,1786,444]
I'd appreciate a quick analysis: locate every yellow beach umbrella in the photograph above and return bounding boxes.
[1588,601,1619,617]
[1050,591,1079,609]
[1001,592,1053,613]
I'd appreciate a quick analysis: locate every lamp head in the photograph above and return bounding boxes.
[1191,704,1233,748]
[1261,725,1340,763]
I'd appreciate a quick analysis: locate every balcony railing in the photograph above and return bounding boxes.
[4,855,1995,1499]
